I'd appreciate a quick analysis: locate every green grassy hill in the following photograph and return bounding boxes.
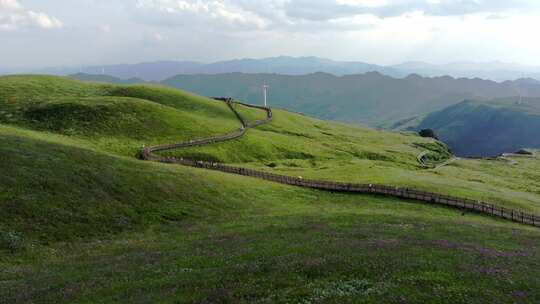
[2,76,540,303]
[0,75,244,156]
[161,107,540,214]
[417,97,540,157]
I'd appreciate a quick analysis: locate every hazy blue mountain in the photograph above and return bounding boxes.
[14,57,540,82]
[162,72,540,127]
[0,67,16,75]
[393,61,540,82]
[39,57,401,81]
[200,56,403,77]
[508,78,540,85]
[394,61,537,72]
[39,61,204,81]
[417,98,540,157]
[70,73,147,84]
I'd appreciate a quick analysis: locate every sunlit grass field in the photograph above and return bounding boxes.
[1,75,540,303]
[163,107,540,213]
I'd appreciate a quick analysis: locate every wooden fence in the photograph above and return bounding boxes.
[140,98,540,228]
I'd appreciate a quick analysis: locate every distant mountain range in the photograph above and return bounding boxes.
[30,57,401,81]
[6,56,540,82]
[394,61,540,82]
[161,72,540,127]
[417,98,540,157]
[69,73,145,84]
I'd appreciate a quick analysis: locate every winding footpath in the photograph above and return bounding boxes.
[140,98,540,228]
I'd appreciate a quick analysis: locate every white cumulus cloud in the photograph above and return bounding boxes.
[135,0,267,30]
[0,0,63,31]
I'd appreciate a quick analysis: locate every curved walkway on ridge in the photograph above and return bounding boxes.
[140,98,540,228]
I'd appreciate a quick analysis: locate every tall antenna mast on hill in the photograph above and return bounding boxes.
[263,83,269,107]
[262,62,271,107]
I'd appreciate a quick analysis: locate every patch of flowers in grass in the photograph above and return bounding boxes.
[299,278,377,303]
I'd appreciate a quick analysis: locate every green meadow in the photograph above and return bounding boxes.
[1,75,540,303]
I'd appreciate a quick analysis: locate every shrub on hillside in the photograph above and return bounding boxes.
[0,230,25,253]
[515,149,534,155]
[419,129,438,140]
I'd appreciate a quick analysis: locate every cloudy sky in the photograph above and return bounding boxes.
[2,0,540,68]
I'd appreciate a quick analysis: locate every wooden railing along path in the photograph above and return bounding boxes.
[140,98,540,228]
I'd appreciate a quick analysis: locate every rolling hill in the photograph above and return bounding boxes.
[417,97,540,157]
[2,76,540,303]
[70,72,540,157]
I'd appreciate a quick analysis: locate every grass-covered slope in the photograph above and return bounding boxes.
[0,125,232,242]
[2,125,540,304]
[2,75,540,303]
[3,75,540,228]
[161,106,540,213]
[0,75,241,156]
[418,97,540,157]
